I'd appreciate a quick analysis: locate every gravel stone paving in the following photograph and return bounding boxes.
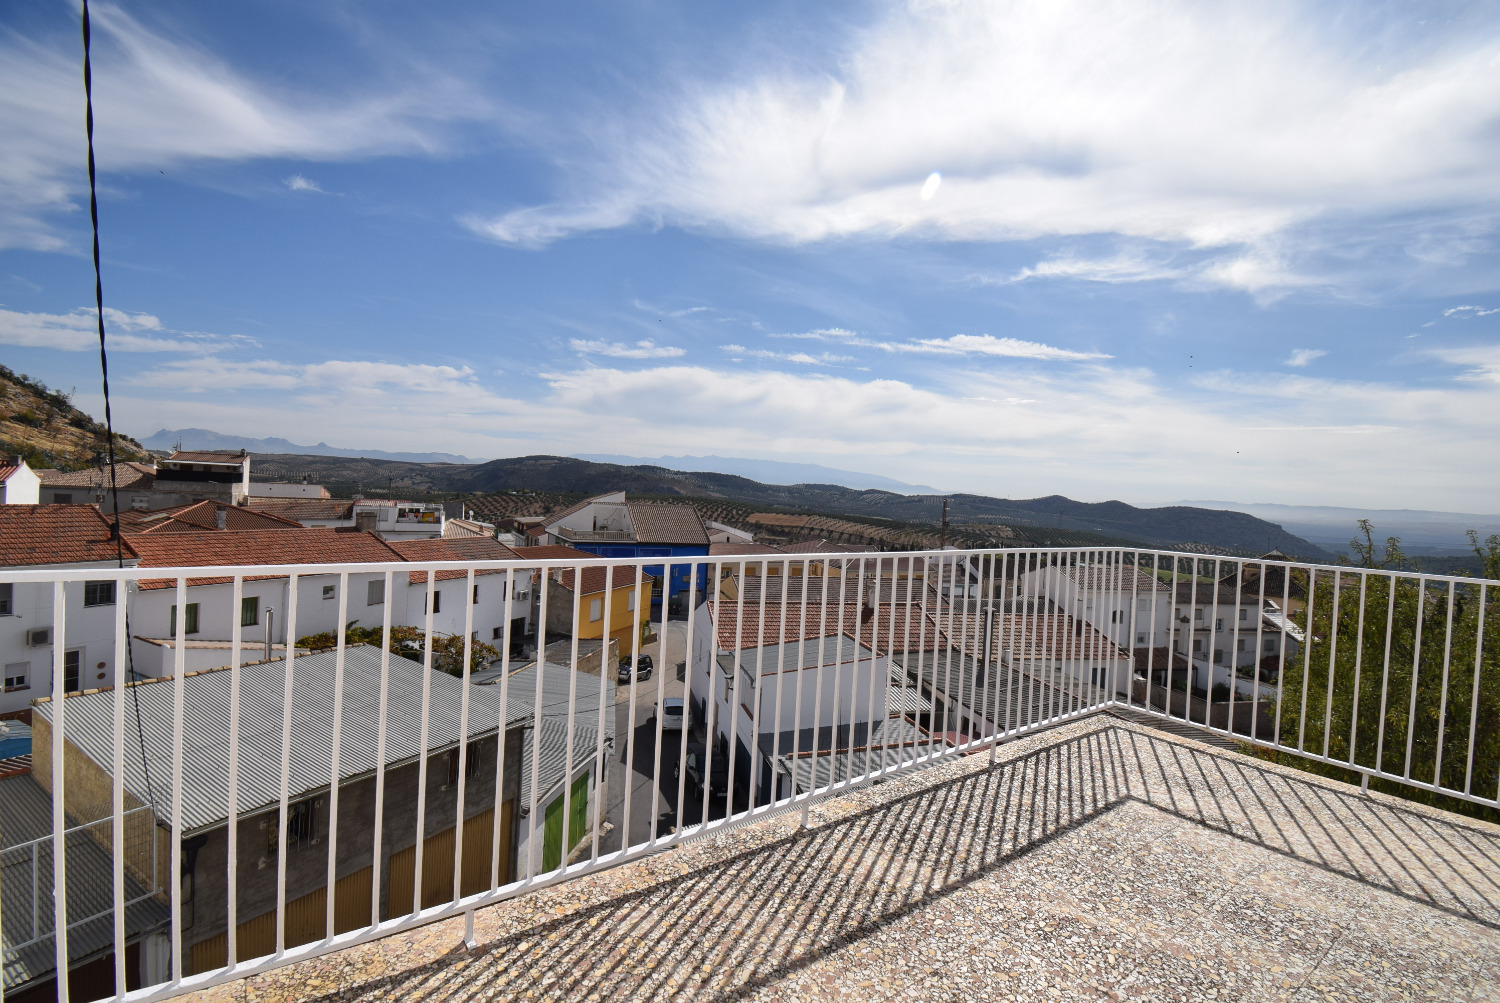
[196,712,1500,1003]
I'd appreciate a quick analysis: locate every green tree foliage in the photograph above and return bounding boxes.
[1268,522,1500,822]
[296,621,500,676]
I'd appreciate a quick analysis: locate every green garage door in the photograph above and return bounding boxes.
[542,772,591,871]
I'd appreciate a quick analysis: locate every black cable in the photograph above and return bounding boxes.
[82,0,158,811]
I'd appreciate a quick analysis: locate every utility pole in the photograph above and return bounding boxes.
[940,498,949,550]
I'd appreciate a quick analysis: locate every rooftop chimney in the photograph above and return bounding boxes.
[215,507,228,531]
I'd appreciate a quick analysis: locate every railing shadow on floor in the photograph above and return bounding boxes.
[287,718,1499,1002]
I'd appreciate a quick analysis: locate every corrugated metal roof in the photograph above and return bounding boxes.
[34,646,613,834]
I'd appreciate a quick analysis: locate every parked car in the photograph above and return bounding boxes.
[659,697,685,731]
[617,654,653,684]
[675,739,729,797]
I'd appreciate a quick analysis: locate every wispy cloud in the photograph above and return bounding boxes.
[284,175,328,194]
[0,4,482,250]
[1284,348,1327,367]
[0,306,252,352]
[1444,305,1499,318]
[773,328,1108,361]
[133,357,483,395]
[570,338,685,359]
[462,0,1500,296]
[720,345,851,365]
[1425,345,1500,386]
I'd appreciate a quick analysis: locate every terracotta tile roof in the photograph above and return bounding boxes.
[707,602,853,650]
[747,513,811,528]
[0,464,19,481]
[126,500,303,535]
[443,518,494,539]
[948,611,1131,662]
[129,529,404,589]
[242,498,354,521]
[1062,565,1173,593]
[551,564,648,597]
[709,542,784,556]
[511,544,592,561]
[626,501,710,546]
[0,504,138,566]
[166,450,247,464]
[37,462,156,490]
[389,537,522,583]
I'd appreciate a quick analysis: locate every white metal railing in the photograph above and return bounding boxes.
[0,547,1494,1002]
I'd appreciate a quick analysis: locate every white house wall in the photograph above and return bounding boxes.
[1,570,128,714]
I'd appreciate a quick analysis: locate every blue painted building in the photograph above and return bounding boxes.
[540,494,711,611]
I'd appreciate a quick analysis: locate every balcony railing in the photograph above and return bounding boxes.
[1,546,1495,1002]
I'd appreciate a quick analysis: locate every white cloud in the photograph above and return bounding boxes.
[132,356,484,396]
[284,174,327,193]
[1424,345,1500,386]
[720,345,850,365]
[0,5,481,250]
[1284,348,1327,367]
[1444,305,1500,318]
[996,252,1188,286]
[903,334,1110,361]
[467,0,1500,294]
[0,306,248,352]
[570,338,686,359]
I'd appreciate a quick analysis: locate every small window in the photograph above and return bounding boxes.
[1192,638,1203,653]
[169,603,200,636]
[130,496,149,510]
[473,582,480,604]
[367,579,385,606]
[3,662,28,692]
[54,492,73,505]
[268,800,317,855]
[1264,638,1276,652]
[492,626,502,640]
[0,583,11,616]
[1238,609,1248,622]
[426,590,441,614]
[588,597,603,622]
[626,590,636,612]
[1193,609,1203,621]
[240,596,259,627]
[64,650,81,693]
[322,584,336,601]
[1136,633,1146,644]
[83,580,116,607]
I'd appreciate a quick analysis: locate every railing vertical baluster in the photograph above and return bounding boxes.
[1165,554,1180,723]
[1464,583,1487,797]
[618,563,644,849]
[672,556,700,830]
[647,560,672,840]
[1374,567,1397,776]
[560,564,584,863]
[828,559,851,780]
[1251,560,1267,744]
[1226,558,1240,735]
[111,575,128,990]
[327,573,351,941]
[1297,564,1316,753]
[451,568,476,905]
[1273,559,1291,751]
[701,559,725,817]
[979,552,1000,758]
[274,574,300,956]
[225,576,245,969]
[1403,581,1426,781]
[807,557,832,795]
[1433,581,1457,788]
[410,569,436,910]
[370,571,394,927]
[50,581,70,1003]
[169,574,192,984]
[1347,572,1368,768]
[590,564,614,863]
[491,567,517,887]
[767,560,791,799]
[726,559,747,819]
[1322,570,1342,758]
[527,564,551,876]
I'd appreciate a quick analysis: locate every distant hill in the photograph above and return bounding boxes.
[247,451,1329,558]
[575,453,940,493]
[1182,500,1500,557]
[0,365,149,470]
[141,428,482,465]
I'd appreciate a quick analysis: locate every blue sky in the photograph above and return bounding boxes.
[2,1,1499,510]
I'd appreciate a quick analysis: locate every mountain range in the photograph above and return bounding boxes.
[141,428,481,465]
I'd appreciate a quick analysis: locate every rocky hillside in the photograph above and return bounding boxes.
[0,365,149,470]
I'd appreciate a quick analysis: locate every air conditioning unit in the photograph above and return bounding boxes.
[26,627,51,647]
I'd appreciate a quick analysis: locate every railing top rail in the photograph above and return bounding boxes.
[0,546,1493,588]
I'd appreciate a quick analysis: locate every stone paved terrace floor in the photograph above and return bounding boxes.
[202,714,1500,1002]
